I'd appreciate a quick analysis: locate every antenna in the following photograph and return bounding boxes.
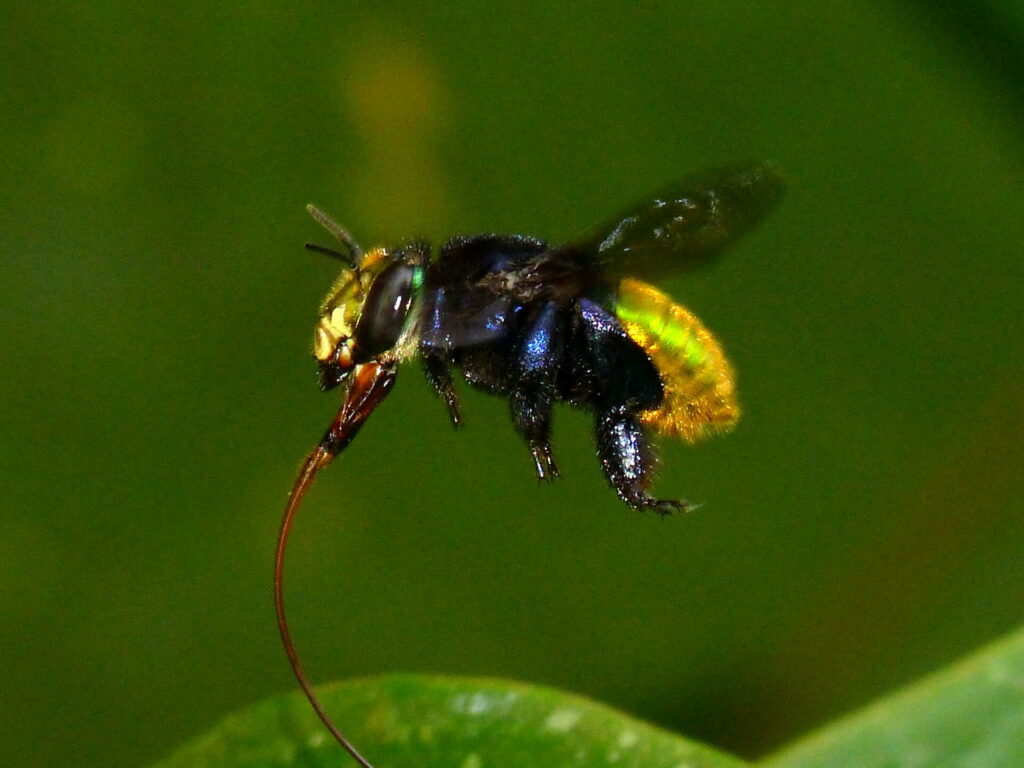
[305,242,356,263]
[307,204,364,266]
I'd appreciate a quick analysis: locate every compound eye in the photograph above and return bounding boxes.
[353,262,416,360]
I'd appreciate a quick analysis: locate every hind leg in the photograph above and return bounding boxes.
[574,299,687,512]
[595,407,693,514]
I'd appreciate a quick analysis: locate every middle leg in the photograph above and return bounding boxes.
[510,387,559,481]
[510,301,564,481]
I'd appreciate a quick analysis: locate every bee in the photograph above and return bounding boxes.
[276,161,784,767]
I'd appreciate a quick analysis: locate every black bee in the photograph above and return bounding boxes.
[276,161,784,768]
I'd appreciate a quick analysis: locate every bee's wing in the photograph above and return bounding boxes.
[576,160,785,279]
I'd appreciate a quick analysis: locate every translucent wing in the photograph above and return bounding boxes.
[580,160,785,279]
[415,163,784,351]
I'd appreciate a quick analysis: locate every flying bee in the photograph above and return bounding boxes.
[276,161,784,768]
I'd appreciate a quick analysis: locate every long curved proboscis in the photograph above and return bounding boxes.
[275,445,373,768]
[275,362,397,768]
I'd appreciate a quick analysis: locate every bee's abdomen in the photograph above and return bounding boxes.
[614,277,739,442]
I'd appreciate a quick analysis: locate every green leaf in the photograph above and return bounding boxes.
[154,674,748,768]
[762,626,1024,768]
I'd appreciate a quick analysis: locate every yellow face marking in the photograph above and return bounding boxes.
[329,305,348,329]
[615,277,739,443]
[313,323,339,362]
[312,248,390,363]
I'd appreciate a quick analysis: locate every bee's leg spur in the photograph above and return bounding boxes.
[511,302,563,481]
[595,407,692,515]
[422,350,462,428]
[530,442,559,481]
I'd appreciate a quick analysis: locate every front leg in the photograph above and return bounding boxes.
[595,407,693,515]
[421,349,461,427]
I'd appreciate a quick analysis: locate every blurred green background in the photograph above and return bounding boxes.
[3,2,1023,766]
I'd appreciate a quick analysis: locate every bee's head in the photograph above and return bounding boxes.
[305,205,426,389]
[312,244,424,390]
